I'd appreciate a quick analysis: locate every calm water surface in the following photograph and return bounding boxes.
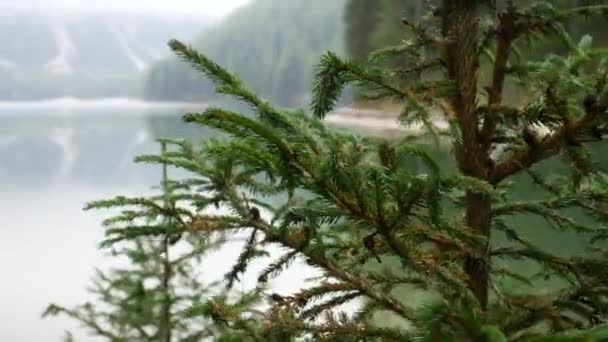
[0,100,319,341]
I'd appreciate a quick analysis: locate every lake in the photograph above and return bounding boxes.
[0,99,322,341]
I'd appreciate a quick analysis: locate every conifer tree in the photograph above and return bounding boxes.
[67,1,608,340]
[42,142,263,341]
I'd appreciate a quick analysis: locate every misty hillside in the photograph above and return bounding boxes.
[144,0,348,108]
[0,10,211,100]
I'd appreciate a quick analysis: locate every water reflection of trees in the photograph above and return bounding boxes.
[0,109,214,188]
[146,114,212,143]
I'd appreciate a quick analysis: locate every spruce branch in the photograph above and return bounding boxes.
[169,39,300,137]
[42,305,124,341]
[400,17,452,47]
[480,7,519,148]
[298,290,362,321]
[224,228,261,290]
[245,217,417,321]
[257,250,299,284]
[491,105,603,184]
[493,200,597,234]
[491,247,583,285]
[311,52,409,118]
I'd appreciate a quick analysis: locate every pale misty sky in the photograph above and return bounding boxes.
[0,0,252,16]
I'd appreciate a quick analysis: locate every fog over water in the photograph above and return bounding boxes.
[0,100,323,341]
[0,102,181,341]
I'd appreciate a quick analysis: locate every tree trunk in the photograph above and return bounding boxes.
[464,192,492,309]
[160,141,173,342]
[441,0,492,309]
[160,239,172,342]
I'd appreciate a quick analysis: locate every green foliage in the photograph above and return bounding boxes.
[344,0,420,63]
[42,145,252,341]
[344,0,426,101]
[60,1,608,341]
[525,323,608,341]
[42,238,220,341]
[344,0,608,104]
[343,0,381,63]
[143,0,347,108]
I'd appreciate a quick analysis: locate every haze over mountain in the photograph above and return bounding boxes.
[0,1,249,100]
[0,0,250,16]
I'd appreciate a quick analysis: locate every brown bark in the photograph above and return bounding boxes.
[464,192,492,309]
[160,238,172,342]
[439,1,602,309]
[442,0,493,309]
[160,141,173,342]
[442,1,482,178]
[491,110,599,185]
[480,10,517,149]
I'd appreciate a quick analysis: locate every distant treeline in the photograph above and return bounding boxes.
[143,0,347,108]
[343,0,608,104]
[144,0,608,107]
[344,0,423,63]
[345,0,608,61]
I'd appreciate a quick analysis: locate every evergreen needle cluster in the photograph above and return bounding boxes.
[43,143,266,341]
[47,1,608,341]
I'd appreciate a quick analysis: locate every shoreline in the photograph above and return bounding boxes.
[0,97,444,137]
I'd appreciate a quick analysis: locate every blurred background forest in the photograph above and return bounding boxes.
[143,0,347,107]
[144,0,608,108]
[3,0,607,107]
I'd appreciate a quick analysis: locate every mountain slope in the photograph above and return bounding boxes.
[143,0,348,107]
[0,10,211,100]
